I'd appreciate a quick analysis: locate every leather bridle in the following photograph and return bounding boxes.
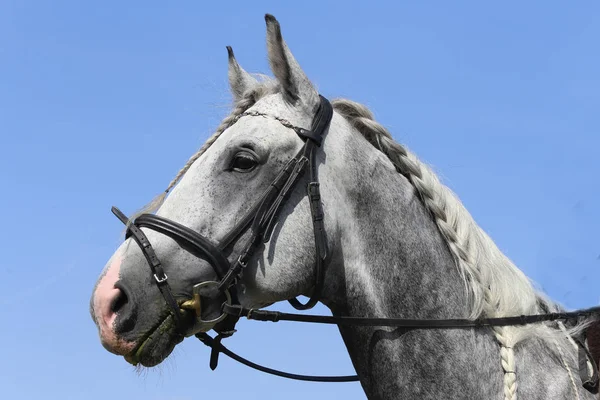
[112,94,333,330]
[111,94,600,393]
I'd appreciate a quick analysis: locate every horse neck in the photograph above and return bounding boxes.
[321,127,469,319]
[320,126,472,393]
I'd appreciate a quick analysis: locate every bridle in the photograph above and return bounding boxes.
[111,95,600,393]
[111,94,333,333]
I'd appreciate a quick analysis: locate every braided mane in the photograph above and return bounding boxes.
[331,98,576,400]
[332,98,549,318]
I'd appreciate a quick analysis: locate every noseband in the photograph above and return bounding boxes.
[111,95,600,392]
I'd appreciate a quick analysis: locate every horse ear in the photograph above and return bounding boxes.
[227,46,258,102]
[265,14,319,110]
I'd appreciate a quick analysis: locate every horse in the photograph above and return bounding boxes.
[90,14,598,399]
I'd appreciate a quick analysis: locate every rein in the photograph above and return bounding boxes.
[193,304,600,391]
[224,304,600,330]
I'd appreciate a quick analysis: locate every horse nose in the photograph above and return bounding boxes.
[92,255,138,355]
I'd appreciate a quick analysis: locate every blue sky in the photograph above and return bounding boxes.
[1,2,599,399]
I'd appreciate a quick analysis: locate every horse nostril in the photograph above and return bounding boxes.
[112,281,137,334]
[111,288,128,314]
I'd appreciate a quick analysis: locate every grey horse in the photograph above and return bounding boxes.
[90,14,597,400]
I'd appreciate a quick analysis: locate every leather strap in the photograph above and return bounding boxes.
[574,335,600,394]
[199,305,600,385]
[224,304,600,329]
[196,332,358,382]
[111,207,182,322]
[261,156,309,242]
[134,214,230,279]
[295,128,323,145]
[287,96,332,310]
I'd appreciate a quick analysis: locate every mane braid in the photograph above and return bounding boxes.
[331,97,571,400]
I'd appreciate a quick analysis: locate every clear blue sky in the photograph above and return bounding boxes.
[1,2,599,399]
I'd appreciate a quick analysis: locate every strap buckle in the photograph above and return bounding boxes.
[154,273,168,284]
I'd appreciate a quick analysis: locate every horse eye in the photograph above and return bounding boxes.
[231,152,258,172]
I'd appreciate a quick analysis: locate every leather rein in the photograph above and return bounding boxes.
[111,95,599,393]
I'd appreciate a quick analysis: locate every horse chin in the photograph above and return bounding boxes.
[124,314,184,367]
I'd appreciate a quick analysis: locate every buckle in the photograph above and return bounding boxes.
[154,273,168,284]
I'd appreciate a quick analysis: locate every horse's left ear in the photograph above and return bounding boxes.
[227,46,259,103]
[265,14,320,111]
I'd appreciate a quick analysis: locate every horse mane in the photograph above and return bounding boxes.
[330,99,553,320]
[330,97,599,399]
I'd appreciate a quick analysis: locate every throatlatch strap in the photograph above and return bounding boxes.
[287,96,332,311]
